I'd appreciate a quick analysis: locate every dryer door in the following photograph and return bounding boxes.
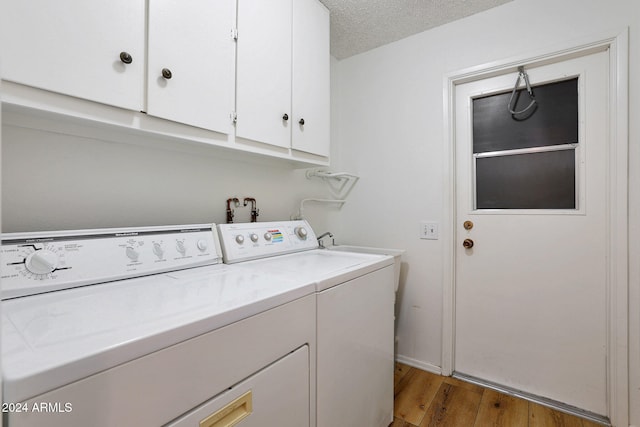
[166,345,309,427]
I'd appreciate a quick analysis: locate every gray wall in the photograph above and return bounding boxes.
[1,122,333,233]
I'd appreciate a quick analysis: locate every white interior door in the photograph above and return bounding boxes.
[454,49,609,415]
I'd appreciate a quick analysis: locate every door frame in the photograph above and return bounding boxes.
[441,29,629,426]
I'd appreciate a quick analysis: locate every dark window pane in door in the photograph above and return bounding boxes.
[476,149,576,209]
[473,78,578,153]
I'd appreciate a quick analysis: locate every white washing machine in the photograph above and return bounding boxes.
[217,220,396,427]
[1,224,316,427]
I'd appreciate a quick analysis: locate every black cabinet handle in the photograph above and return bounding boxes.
[162,68,173,79]
[299,118,305,125]
[282,113,289,121]
[119,52,133,64]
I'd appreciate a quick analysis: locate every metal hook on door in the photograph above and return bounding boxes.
[508,66,537,115]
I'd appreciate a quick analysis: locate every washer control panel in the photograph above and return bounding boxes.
[0,224,222,299]
[217,220,318,264]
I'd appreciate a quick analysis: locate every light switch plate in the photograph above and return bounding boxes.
[420,222,439,240]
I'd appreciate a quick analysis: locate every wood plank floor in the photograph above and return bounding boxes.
[392,363,604,427]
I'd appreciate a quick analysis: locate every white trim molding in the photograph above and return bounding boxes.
[395,355,442,376]
[442,28,629,427]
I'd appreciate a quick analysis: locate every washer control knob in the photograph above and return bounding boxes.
[264,232,273,241]
[126,246,139,261]
[295,226,308,240]
[153,242,164,258]
[176,240,186,255]
[250,233,259,243]
[197,239,208,251]
[25,250,58,275]
[235,235,245,244]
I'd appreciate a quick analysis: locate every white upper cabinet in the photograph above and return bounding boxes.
[0,0,145,111]
[236,0,330,157]
[236,0,293,149]
[147,0,235,134]
[1,0,330,166]
[292,0,330,157]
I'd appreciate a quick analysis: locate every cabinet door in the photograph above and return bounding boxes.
[292,0,330,157]
[147,0,235,134]
[0,0,145,111]
[236,0,292,148]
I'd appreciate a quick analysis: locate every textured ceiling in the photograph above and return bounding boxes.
[319,0,514,59]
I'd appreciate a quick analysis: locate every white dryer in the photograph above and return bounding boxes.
[217,220,396,427]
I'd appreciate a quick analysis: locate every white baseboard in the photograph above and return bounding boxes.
[395,355,442,375]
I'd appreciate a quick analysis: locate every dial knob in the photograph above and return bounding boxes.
[295,227,308,240]
[197,239,208,251]
[264,232,273,241]
[126,246,139,261]
[25,250,58,275]
[153,242,164,258]
[235,235,245,244]
[176,240,186,255]
[250,233,259,243]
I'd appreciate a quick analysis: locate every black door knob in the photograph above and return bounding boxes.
[119,52,133,64]
[162,68,172,79]
[299,118,305,125]
[282,113,289,121]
